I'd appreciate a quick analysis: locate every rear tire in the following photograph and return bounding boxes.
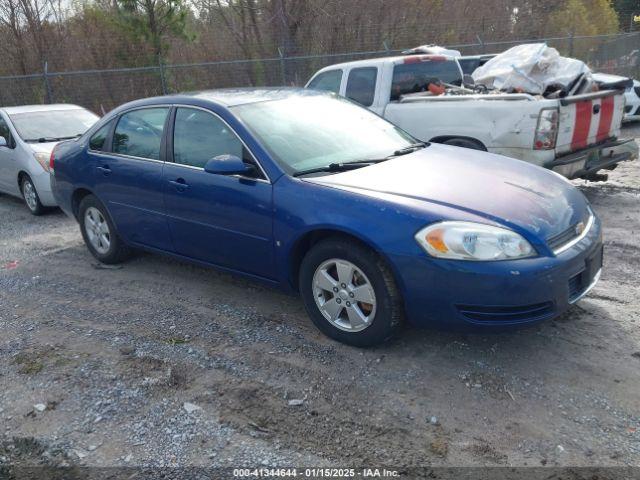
[21,175,45,216]
[442,138,485,150]
[78,195,131,264]
[299,238,404,347]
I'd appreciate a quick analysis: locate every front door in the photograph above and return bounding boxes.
[163,107,274,279]
[91,107,173,251]
[0,114,19,195]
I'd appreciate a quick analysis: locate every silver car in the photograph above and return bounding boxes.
[592,73,640,123]
[0,104,99,215]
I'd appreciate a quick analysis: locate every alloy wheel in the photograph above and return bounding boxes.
[22,180,38,212]
[312,258,377,332]
[84,207,111,254]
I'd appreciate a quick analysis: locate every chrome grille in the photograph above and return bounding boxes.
[547,211,594,254]
[547,225,580,251]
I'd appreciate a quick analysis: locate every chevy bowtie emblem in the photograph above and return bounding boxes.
[575,222,585,235]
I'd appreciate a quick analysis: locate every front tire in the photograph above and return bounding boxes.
[21,176,45,216]
[299,239,404,347]
[78,195,131,264]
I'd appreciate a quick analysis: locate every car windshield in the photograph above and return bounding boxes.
[9,108,99,142]
[233,94,416,175]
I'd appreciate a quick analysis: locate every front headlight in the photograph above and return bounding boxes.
[33,152,50,172]
[415,221,535,261]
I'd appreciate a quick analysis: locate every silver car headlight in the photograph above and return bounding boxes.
[415,221,535,261]
[33,152,51,172]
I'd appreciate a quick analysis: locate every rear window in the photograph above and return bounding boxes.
[307,70,342,93]
[457,58,481,75]
[9,108,99,142]
[345,67,377,107]
[391,59,462,100]
[113,108,169,160]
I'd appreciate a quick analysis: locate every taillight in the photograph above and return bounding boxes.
[49,148,56,171]
[534,108,559,150]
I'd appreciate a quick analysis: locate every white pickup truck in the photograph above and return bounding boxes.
[306,54,638,179]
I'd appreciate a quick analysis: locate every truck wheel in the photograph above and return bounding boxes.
[442,138,485,150]
[299,238,404,347]
[78,195,131,264]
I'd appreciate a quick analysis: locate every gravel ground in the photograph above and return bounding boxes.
[1,125,639,471]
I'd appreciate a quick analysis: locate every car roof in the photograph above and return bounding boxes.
[312,54,458,74]
[188,87,320,106]
[108,88,332,114]
[1,103,86,115]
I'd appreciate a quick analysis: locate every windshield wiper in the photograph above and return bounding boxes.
[25,134,81,143]
[293,143,429,178]
[293,161,380,177]
[392,141,429,157]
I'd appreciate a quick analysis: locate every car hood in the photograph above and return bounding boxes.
[304,144,589,242]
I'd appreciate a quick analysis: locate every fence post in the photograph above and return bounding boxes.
[158,55,167,95]
[568,31,575,57]
[476,35,485,54]
[278,47,286,85]
[43,61,53,104]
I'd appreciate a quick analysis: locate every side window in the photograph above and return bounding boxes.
[391,60,462,101]
[307,70,342,93]
[113,108,169,160]
[89,122,112,152]
[0,116,14,148]
[173,108,263,178]
[345,67,377,107]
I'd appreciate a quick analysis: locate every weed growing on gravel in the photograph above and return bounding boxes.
[13,352,44,375]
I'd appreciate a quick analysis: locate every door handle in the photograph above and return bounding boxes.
[169,179,189,191]
[96,165,111,176]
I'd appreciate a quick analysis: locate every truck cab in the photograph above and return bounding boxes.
[306,54,464,117]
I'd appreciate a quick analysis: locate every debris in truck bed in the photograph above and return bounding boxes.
[472,43,595,97]
[401,44,461,57]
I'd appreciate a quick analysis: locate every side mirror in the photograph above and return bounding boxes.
[0,136,7,148]
[463,74,475,88]
[204,154,254,176]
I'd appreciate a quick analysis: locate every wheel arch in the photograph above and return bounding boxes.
[287,227,401,293]
[71,187,95,219]
[429,135,487,151]
[17,170,30,189]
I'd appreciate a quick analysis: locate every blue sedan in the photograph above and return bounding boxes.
[51,89,603,346]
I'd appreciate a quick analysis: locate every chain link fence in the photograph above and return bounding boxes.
[0,32,638,113]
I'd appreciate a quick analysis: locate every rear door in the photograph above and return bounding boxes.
[555,90,625,155]
[344,66,380,112]
[90,106,173,251]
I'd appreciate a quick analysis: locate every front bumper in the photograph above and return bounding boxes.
[547,138,638,179]
[390,216,603,330]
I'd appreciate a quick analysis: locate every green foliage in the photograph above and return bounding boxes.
[115,0,192,58]
[547,0,620,36]
[612,0,639,30]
